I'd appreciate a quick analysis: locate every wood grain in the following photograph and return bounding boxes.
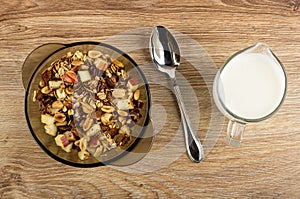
[1,0,300,198]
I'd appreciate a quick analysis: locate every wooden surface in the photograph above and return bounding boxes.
[1,0,300,198]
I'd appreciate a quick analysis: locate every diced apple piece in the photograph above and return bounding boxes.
[60,134,70,147]
[55,134,64,147]
[55,134,72,152]
[128,78,139,91]
[95,59,108,71]
[44,124,57,136]
[63,143,73,153]
[78,150,90,160]
[78,70,91,82]
[116,99,134,110]
[49,80,63,89]
[41,114,55,125]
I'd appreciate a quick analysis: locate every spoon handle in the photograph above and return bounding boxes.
[172,79,204,162]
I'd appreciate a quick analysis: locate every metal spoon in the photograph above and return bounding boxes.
[150,25,204,162]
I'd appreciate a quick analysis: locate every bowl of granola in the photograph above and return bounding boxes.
[23,42,152,167]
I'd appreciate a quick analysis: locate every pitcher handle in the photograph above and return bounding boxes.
[227,120,246,147]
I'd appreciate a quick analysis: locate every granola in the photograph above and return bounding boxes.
[34,50,144,160]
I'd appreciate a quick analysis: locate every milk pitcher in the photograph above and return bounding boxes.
[213,43,287,146]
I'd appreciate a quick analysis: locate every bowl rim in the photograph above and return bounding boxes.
[24,41,151,167]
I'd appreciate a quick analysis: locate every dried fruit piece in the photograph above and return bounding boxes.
[41,114,55,125]
[116,99,134,110]
[63,71,77,83]
[78,70,91,82]
[95,59,108,71]
[55,134,73,152]
[128,78,139,91]
[42,70,52,82]
[44,124,57,136]
[49,80,63,89]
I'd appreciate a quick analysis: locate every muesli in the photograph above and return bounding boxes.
[33,50,144,160]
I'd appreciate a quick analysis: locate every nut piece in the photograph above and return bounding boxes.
[97,92,106,100]
[75,137,88,151]
[39,80,45,88]
[101,113,113,125]
[56,88,66,100]
[65,87,73,95]
[41,86,52,94]
[54,113,66,122]
[72,60,83,66]
[134,89,140,101]
[52,100,64,109]
[58,67,65,76]
[55,121,67,126]
[68,109,74,115]
[112,59,124,68]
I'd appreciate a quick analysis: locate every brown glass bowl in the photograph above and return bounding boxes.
[23,42,153,167]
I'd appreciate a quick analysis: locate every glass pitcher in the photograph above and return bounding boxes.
[213,43,287,146]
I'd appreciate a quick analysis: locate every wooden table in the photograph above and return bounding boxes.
[1,0,299,198]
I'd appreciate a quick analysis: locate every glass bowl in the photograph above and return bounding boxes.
[23,42,153,167]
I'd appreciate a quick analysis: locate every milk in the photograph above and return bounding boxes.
[217,53,286,120]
